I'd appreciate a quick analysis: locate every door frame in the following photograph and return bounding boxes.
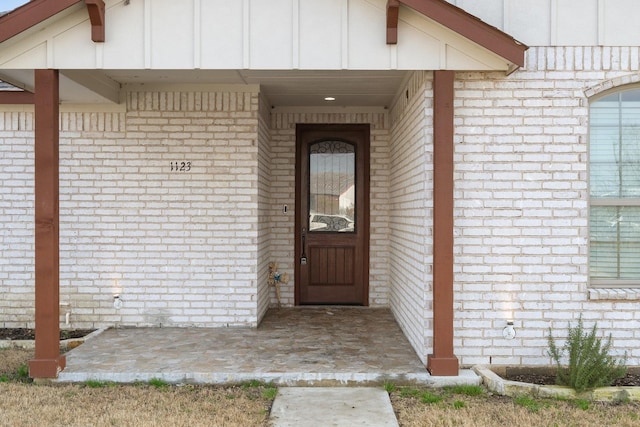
[294,123,370,305]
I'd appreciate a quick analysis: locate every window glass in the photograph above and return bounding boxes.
[308,140,356,233]
[591,206,640,280]
[589,126,620,198]
[590,88,640,284]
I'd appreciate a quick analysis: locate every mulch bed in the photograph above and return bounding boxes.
[506,372,640,387]
[0,328,95,341]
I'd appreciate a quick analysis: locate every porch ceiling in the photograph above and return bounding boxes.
[0,69,409,108]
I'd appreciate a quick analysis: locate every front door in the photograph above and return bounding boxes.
[295,124,370,305]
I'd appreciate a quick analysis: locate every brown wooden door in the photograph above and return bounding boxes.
[295,124,370,305]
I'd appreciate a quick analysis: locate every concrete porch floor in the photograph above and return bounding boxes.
[57,307,479,386]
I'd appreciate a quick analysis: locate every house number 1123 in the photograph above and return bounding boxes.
[170,161,191,172]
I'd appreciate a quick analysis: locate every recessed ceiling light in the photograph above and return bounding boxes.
[324,97,336,101]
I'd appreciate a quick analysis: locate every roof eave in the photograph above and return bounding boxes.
[388,0,528,70]
[0,0,104,44]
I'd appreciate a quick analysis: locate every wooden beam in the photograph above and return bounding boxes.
[0,0,82,43]
[0,91,34,104]
[0,0,106,44]
[427,70,459,376]
[85,0,106,43]
[28,69,66,379]
[386,0,400,45]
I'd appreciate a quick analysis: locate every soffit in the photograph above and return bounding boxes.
[0,69,408,107]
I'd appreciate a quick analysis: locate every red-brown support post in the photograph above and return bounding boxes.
[29,69,66,379]
[427,70,459,376]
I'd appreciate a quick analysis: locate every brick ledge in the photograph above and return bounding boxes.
[588,288,640,301]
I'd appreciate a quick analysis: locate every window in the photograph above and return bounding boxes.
[308,140,356,233]
[590,88,640,286]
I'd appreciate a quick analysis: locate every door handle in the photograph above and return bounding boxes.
[301,227,307,265]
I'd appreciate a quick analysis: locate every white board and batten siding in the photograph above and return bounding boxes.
[0,0,511,72]
[3,0,640,73]
[450,0,640,47]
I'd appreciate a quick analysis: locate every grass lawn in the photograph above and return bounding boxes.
[388,384,640,426]
[2,349,639,426]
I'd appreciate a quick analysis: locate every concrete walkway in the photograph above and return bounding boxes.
[270,387,399,427]
[58,307,479,387]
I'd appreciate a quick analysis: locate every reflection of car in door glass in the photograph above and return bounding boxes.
[309,214,354,232]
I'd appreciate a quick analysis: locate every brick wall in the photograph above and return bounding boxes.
[0,96,393,328]
[0,111,36,327]
[257,94,272,321]
[388,71,433,364]
[453,47,640,366]
[1,91,263,329]
[383,48,640,367]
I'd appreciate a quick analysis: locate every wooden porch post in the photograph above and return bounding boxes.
[29,69,66,379]
[427,70,459,376]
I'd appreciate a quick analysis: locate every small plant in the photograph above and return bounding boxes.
[16,364,29,381]
[627,410,639,421]
[261,387,278,400]
[399,387,421,398]
[448,384,484,396]
[85,380,103,388]
[84,380,115,388]
[573,399,590,410]
[241,379,266,389]
[514,395,541,413]
[148,378,169,389]
[547,317,627,393]
[0,375,8,382]
[383,381,397,393]
[420,391,442,404]
[452,400,465,409]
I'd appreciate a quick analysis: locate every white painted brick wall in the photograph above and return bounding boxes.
[388,71,433,365]
[1,91,262,329]
[1,100,392,328]
[0,116,35,327]
[257,94,272,321]
[382,48,640,368]
[452,46,640,367]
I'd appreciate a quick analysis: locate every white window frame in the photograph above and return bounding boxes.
[589,87,640,288]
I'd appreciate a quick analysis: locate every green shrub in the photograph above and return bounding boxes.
[547,317,626,393]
